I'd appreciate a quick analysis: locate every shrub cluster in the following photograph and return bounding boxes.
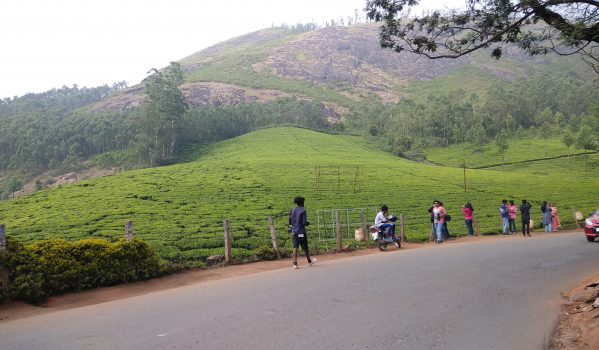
[0,237,163,304]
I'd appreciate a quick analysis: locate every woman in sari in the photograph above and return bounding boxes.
[550,202,560,232]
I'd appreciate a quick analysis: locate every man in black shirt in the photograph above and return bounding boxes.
[289,196,314,269]
[519,199,532,237]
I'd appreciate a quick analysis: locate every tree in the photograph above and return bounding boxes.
[365,1,599,72]
[466,125,487,162]
[138,62,187,165]
[540,122,552,156]
[575,125,598,170]
[495,129,510,166]
[562,128,576,157]
[6,177,24,198]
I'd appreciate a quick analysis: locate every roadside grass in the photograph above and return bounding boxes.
[0,127,596,263]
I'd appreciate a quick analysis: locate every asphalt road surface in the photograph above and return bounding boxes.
[1,232,598,350]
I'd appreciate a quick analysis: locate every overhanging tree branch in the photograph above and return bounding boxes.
[366,0,599,70]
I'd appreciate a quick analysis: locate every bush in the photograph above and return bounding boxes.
[0,237,163,304]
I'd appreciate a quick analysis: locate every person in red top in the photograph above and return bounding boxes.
[461,202,474,237]
[508,200,518,234]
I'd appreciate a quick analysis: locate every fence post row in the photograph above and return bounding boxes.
[1,224,8,293]
[360,209,370,248]
[224,220,232,264]
[400,214,406,242]
[335,210,342,252]
[473,214,480,236]
[268,216,281,259]
[124,220,133,241]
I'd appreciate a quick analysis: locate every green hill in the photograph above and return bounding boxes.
[423,136,594,169]
[1,127,596,264]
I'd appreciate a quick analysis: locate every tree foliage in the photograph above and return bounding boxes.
[138,62,188,165]
[365,0,599,72]
[0,84,133,174]
[345,72,598,153]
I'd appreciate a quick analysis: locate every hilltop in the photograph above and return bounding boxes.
[92,23,594,114]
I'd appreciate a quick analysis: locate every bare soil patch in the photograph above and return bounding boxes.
[551,276,599,350]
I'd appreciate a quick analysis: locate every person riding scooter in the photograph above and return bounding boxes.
[374,205,399,247]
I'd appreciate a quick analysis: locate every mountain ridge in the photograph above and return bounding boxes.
[91,23,593,114]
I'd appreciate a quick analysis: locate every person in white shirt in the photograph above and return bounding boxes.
[374,205,398,247]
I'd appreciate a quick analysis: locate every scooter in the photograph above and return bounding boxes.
[369,216,401,251]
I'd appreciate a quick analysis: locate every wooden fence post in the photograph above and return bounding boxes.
[268,216,281,259]
[430,223,435,242]
[224,220,231,264]
[360,209,370,248]
[473,214,480,236]
[573,208,581,229]
[124,220,133,241]
[400,214,407,242]
[1,224,8,294]
[335,210,342,252]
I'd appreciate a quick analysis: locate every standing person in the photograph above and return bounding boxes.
[500,199,509,235]
[427,201,436,241]
[432,200,446,244]
[541,201,552,232]
[374,205,399,247]
[508,200,518,235]
[519,200,532,237]
[550,202,560,232]
[288,196,314,269]
[439,201,453,240]
[461,202,474,237]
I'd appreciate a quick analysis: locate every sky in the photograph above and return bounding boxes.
[0,0,464,99]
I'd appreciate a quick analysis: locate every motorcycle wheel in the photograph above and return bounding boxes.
[377,238,387,251]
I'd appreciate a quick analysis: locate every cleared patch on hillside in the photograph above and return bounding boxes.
[252,25,468,103]
[180,82,290,107]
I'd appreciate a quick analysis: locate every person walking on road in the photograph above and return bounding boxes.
[289,196,314,269]
[519,200,532,237]
[500,199,509,235]
[461,202,474,237]
[508,200,518,235]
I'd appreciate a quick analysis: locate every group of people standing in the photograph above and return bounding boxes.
[541,201,561,233]
[433,199,561,243]
[289,196,563,269]
[497,199,560,236]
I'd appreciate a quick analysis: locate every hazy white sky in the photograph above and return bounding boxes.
[0,0,464,99]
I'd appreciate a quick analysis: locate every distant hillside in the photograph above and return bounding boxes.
[92,23,594,113]
[1,23,596,199]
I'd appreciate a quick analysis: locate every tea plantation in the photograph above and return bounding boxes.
[0,127,597,265]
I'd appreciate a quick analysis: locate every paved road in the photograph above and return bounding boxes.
[1,232,598,350]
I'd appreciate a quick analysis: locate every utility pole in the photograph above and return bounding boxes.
[463,159,467,193]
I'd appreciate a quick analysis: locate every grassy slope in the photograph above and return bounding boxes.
[423,137,590,168]
[0,127,596,263]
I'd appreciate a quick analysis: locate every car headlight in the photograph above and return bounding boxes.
[586,219,593,226]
